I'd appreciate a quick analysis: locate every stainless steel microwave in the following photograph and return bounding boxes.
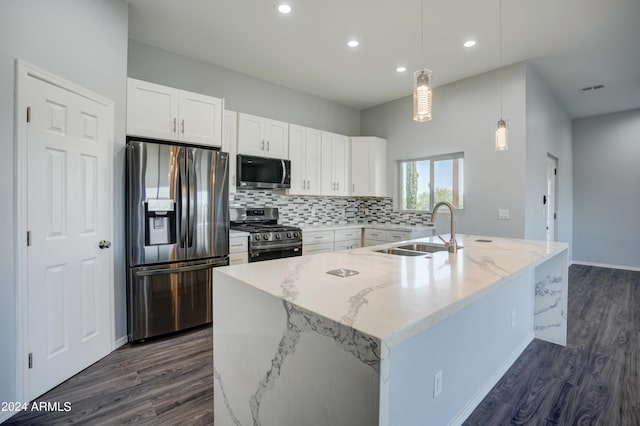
[237,154,291,189]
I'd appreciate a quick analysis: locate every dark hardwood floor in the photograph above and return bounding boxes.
[4,264,639,425]
[465,264,640,425]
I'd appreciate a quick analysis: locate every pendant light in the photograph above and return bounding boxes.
[413,0,432,122]
[495,0,508,150]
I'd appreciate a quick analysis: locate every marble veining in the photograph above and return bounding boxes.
[214,368,243,426]
[279,257,312,302]
[245,301,381,425]
[341,280,397,327]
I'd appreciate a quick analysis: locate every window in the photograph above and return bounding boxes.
[399,153,464,211]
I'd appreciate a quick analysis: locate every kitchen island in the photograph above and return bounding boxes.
[213,234,568,426]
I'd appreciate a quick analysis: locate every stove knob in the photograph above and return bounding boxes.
[255,235,261,241]
[287,232,292,238]
[276,233,281,240]
[263,233,269,240]
[293,232,299,238]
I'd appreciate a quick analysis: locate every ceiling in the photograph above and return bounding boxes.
[128,0,640,118]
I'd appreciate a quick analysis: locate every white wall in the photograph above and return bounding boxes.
[0,0,128,406]
[524,65,573,253]
[128,40,361,136]
[573,109,640,268]
[360,63,528,238]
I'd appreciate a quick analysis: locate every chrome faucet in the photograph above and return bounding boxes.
[431,201,458,253]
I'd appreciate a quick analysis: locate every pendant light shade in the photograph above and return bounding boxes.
[413,68,433,122]
[495,119,508,151]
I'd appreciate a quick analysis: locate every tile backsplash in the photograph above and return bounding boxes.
[230,190,432,226]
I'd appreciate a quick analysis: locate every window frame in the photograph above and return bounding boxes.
[398,152,464,213]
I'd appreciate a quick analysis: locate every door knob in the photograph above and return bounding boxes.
[98,240,111,249]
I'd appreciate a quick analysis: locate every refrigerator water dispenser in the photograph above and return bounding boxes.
[145,198,176,246]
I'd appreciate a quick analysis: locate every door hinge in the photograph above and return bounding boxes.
[26,106,31,123]
[28,353,33,369]
[27,231,31,246]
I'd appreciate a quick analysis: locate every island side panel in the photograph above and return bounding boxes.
[213,270,381,426]
[533,249,568,345]
[381,269,536,426]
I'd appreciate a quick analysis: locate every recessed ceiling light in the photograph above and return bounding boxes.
[463,40,477,48]
[396,66,407,73]
[277,3,291,14]
[347,40,359,48]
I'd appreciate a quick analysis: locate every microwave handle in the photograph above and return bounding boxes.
[281,159,286,185]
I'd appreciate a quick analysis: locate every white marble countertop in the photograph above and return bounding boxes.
[216,234,568,347]
[297,223,435,232]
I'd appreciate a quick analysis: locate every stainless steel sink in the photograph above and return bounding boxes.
[397,243,462,253]
[375,248,430,256]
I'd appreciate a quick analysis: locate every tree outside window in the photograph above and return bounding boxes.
[399,153,464,211]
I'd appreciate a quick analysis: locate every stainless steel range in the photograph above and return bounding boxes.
[230,208,302,262]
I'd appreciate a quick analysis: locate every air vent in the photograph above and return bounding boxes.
[580,84,605,92]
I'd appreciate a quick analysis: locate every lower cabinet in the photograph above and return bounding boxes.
[229,234,249,265]
[302,230,335,255]
[363,227,435,247]
[334,228,362,251]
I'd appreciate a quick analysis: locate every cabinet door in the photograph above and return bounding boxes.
[127,78,178,141]
[223,110,238,193]
[288,124,305,194]
[320,132,335,195]
[304,128,322,194]
[351,138,371,196]
[333,134,350,196]
[178,91,223,146]
[263,118,289,159]
[237,113,266,157]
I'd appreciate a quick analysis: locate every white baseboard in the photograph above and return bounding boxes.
[571,260,640,272]
[114,335,128,349]
[449,332,535,426]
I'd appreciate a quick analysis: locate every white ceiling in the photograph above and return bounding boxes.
[128,0,640,118]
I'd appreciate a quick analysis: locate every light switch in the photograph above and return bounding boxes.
[498,209,510,220]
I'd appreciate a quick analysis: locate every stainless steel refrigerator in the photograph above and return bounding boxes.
[126,138,229,342]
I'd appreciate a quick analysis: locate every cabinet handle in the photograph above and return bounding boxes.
[353,184,355,192]
[267,140,270,151]
[181,119,185,134]
[173,118,176,133]
[337,182,340,191]
[261,140,265,150]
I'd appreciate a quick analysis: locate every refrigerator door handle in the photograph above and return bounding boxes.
[134,262,221,276]
[178,149,188,249]
[187,153,196,249]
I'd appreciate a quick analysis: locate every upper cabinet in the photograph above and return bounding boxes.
[321,131,350,196]
[351,137,387,197]
[222,110,238,193]
[127,78,223,147]
[237,113,289,159]
[289,124,322,195]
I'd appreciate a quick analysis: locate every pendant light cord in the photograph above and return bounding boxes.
[499,0,503,118]
[420,0,424,69]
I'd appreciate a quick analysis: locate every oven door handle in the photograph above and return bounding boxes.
[250,242,302,252]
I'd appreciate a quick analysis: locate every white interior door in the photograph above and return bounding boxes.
[546,155,558,241]
[25,73,113,400]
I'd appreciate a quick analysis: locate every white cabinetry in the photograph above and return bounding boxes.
[363,227,435,247]
[127,77,223,147]
[321,131,350,196]
[238,113,289,159]
[334,228,362,251]
[302,230,335,255]
[229,233,249,265]
[222,110,238,193]
[289,124,321,195]
[351,137,387,197]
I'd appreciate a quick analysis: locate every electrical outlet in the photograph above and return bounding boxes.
[511,309,517,327]
[433,370,443,398]
[498,209,510,220]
